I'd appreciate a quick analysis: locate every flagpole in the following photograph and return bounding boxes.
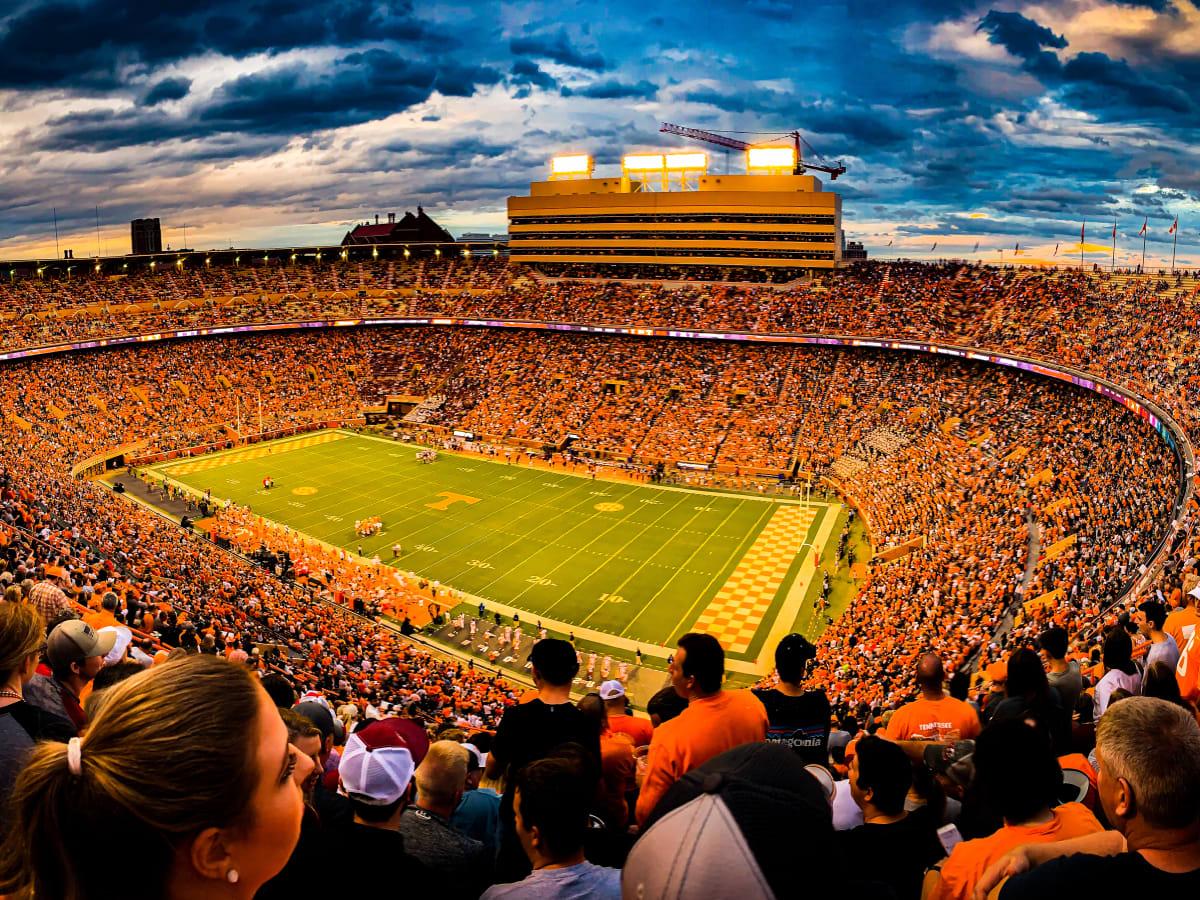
[1081,222,1085,270]
[1172,222,1178,273]
[1141,228,1147,274]
[1111,221,1116,271]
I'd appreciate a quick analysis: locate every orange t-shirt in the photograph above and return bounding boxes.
[885,695,981,741]
[82,610,120,632]
[635,690,768,825]
[608,713,654,748]
[1164,606,1200,653]
[597,732,637,828]
[934,803,1104,900]
[1177,627,1200,703]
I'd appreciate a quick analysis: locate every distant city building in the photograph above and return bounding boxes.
[458,232,508,241]
[130,218,162,255]
[341,208,454,245]
[843,239,867,260]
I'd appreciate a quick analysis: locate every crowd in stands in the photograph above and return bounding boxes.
[2,611,1198,898]
[0,312,1181,710]
[0,258,1197,895]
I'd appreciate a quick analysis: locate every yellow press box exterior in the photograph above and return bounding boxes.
[508,153,842,272]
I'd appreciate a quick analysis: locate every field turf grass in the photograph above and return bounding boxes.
[152,430,843,663]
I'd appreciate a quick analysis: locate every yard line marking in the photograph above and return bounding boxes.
[534,489,696,616]
[395,461,618,549]
[434,475,608,584]
[578,499,735,629]
[620,498,777,640]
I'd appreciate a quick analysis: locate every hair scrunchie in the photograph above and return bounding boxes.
[67,737,83,776]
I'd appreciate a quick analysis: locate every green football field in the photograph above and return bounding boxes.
[151,430,842,664]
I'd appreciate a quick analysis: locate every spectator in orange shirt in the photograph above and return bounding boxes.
[980,698,1200,900]
[578,692,636,832]
[887,654,981,742]
[924,720,1103,900]
[634,633,768,825]
[1164,584,1200,655]
[599,680,652,748]
[82,593,120,633]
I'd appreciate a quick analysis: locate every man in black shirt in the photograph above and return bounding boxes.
[989,697,1200,899]
[752,633,831,764]
[325,719,437,893]
[837,735,944,900]
[486,638,601,881]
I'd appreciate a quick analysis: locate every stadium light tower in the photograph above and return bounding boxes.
[549,154,593,180]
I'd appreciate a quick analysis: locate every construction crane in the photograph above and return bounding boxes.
[659,122,847,180]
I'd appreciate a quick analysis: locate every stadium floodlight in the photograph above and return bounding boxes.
[550,154,593,176]
[291,253,297,261]
[622,153,666,172]
[403,247,411,258]
[746,146,796,171]
[665,152,707,171]
[94,264,101,273]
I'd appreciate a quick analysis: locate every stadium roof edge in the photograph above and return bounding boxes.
[0,240,509,271]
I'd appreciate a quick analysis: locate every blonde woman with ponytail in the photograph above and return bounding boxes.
[0,654,313,899]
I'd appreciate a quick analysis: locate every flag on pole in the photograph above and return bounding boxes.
[1169,217,1178,235]
[1139,219,1148,236]
[1081,222,1086,242]
[1014,242,1021,255]
[973,241,979,253]
[931,242,938,251]
[1053,243,1059,256]
[1112,222,1117,239]
[886,239,893,246]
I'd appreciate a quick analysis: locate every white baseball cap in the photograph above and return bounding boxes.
[338,726,416,806]
[599,680,626,700]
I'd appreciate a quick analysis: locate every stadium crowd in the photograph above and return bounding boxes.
[0,259,1197,896]
[1,617,1198,899]
[0,314,1182,711]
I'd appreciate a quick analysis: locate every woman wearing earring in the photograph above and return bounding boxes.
[0,603,76,830]
[0,654,312,899]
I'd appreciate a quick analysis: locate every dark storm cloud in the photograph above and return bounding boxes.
[1059,53,1193,115]
[38,51,503,150]
[975,8,1196,122]
[561,79,658,100]
[509,29,605,71]
[977,10,1067,60]
[510,59,558,92]
[0,0,436,89]
[140,77,191,106]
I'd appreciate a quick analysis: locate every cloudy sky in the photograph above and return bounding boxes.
[2,0,1198,266]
